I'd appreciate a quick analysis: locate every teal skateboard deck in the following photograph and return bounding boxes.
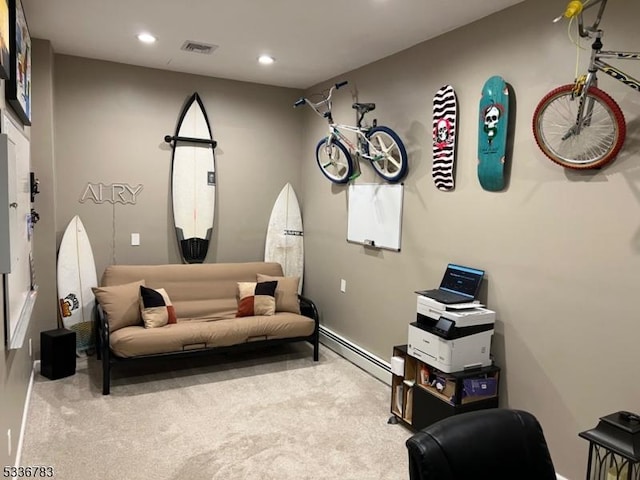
[478,76,509,191]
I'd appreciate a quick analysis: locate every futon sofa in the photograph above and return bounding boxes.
[93,262,319,395]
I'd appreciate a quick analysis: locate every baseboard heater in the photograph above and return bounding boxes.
[319,326,391,385]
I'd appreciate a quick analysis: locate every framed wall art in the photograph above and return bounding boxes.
[6,0,30,125]
[0,0,9,80]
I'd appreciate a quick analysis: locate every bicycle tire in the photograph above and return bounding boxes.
[532,84,626,169]
[315,137,354,184]
[365,126,408,182]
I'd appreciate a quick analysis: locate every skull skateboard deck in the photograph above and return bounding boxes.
[478,75,509,191]
[432,85,457,191]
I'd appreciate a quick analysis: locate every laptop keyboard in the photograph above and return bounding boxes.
[428,290,469,304]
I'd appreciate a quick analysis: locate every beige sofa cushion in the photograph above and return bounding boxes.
[101,262,284,321]
[256,274,300,314]
[109,313,315,357]
[92,280,145,332]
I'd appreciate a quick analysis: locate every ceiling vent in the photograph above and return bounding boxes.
[180,41,218,55]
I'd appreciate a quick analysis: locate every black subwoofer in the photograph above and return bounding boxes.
[40,328,76,380]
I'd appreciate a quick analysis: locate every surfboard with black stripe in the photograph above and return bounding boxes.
[167,93,216,263]
[432,85,457,191]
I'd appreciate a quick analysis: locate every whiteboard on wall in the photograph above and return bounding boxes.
[1,111,36,350]
[347,183,403,251]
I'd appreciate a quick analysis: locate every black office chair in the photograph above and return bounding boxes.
[405,409,557,480]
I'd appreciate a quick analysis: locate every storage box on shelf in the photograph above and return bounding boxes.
[390,344,500,430]
[391,345,417,424]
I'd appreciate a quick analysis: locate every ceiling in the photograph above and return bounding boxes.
[23,0,524,89]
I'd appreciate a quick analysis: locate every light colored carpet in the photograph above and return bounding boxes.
[21,344,412,480]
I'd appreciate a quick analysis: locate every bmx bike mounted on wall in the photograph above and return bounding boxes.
[294,81,408,184]
[532,0,639,170]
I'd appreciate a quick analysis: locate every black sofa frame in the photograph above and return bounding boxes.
[95,295,320,395]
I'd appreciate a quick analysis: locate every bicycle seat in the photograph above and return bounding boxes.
[352,102,376,114]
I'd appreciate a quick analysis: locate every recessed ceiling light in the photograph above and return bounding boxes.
[258,55,275,65]
[137,33,157,44]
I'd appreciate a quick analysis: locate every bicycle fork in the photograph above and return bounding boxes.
[322,130,361,181]
[564,36,603,140]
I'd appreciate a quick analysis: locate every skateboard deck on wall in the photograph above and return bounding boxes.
[432,85,457,191]
[478,75,509,192]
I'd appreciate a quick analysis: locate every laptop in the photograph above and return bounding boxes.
[416,264,484,305]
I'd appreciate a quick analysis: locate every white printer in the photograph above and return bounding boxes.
[408,294,495,373]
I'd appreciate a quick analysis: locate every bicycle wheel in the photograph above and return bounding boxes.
[532,84,626,169]
[315,137,354,184]
[365,126,408,182]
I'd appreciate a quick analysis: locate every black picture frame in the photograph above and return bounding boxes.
[6,0,30,126]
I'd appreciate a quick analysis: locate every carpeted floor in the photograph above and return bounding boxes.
[21,344,412,480]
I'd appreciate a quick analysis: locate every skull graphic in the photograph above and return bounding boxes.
[436,119,449,142]
[483,104,501,144]
[434,118,453,148]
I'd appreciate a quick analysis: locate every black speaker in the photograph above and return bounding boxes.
[40,329,76,380]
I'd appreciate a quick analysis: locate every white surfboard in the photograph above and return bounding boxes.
[169,92,216,263]
[57,215,98,354]
[265,183,304,294]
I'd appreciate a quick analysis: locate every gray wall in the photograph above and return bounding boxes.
[4,0,640,477]
[53,55,304,277]
[0,39,57,467]
[301,0,640,478]
[1,44,304,467]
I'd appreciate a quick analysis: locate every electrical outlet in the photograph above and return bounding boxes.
[340,279,346,293]
[131,233,140,246]
[7,429,11,457]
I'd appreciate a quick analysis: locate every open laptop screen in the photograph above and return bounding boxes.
[439,264,484,298]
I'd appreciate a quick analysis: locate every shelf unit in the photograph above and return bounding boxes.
[390,344,500,431]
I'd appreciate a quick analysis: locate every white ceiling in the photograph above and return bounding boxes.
[23,0,524,89]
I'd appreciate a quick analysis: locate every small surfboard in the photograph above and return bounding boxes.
[57,215,98,354]
[478,75,509,191]
[432,85,457,191]
[265,183,304,294]
[166,93,216,263]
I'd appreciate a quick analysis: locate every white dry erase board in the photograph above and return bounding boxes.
[347,184,403,251]
[1,111,36,350]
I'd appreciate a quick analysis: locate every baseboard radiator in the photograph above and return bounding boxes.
[319,326,392,385]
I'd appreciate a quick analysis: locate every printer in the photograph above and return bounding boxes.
[408,294,495,373]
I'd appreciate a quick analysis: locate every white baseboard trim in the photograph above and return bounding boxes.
[556,475,569,480]
[319,326,391,385]
[15,360,38,468]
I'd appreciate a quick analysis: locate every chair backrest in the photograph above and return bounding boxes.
[406,409,557,480]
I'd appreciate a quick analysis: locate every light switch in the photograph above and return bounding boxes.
[340,279,346,293]
[131,233,140,246]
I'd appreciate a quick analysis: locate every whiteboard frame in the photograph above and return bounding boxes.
[1,110,36,350]
[347,183,403,252]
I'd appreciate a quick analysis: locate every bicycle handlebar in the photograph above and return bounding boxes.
[293,80,349,117]
[554,0,607,36]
